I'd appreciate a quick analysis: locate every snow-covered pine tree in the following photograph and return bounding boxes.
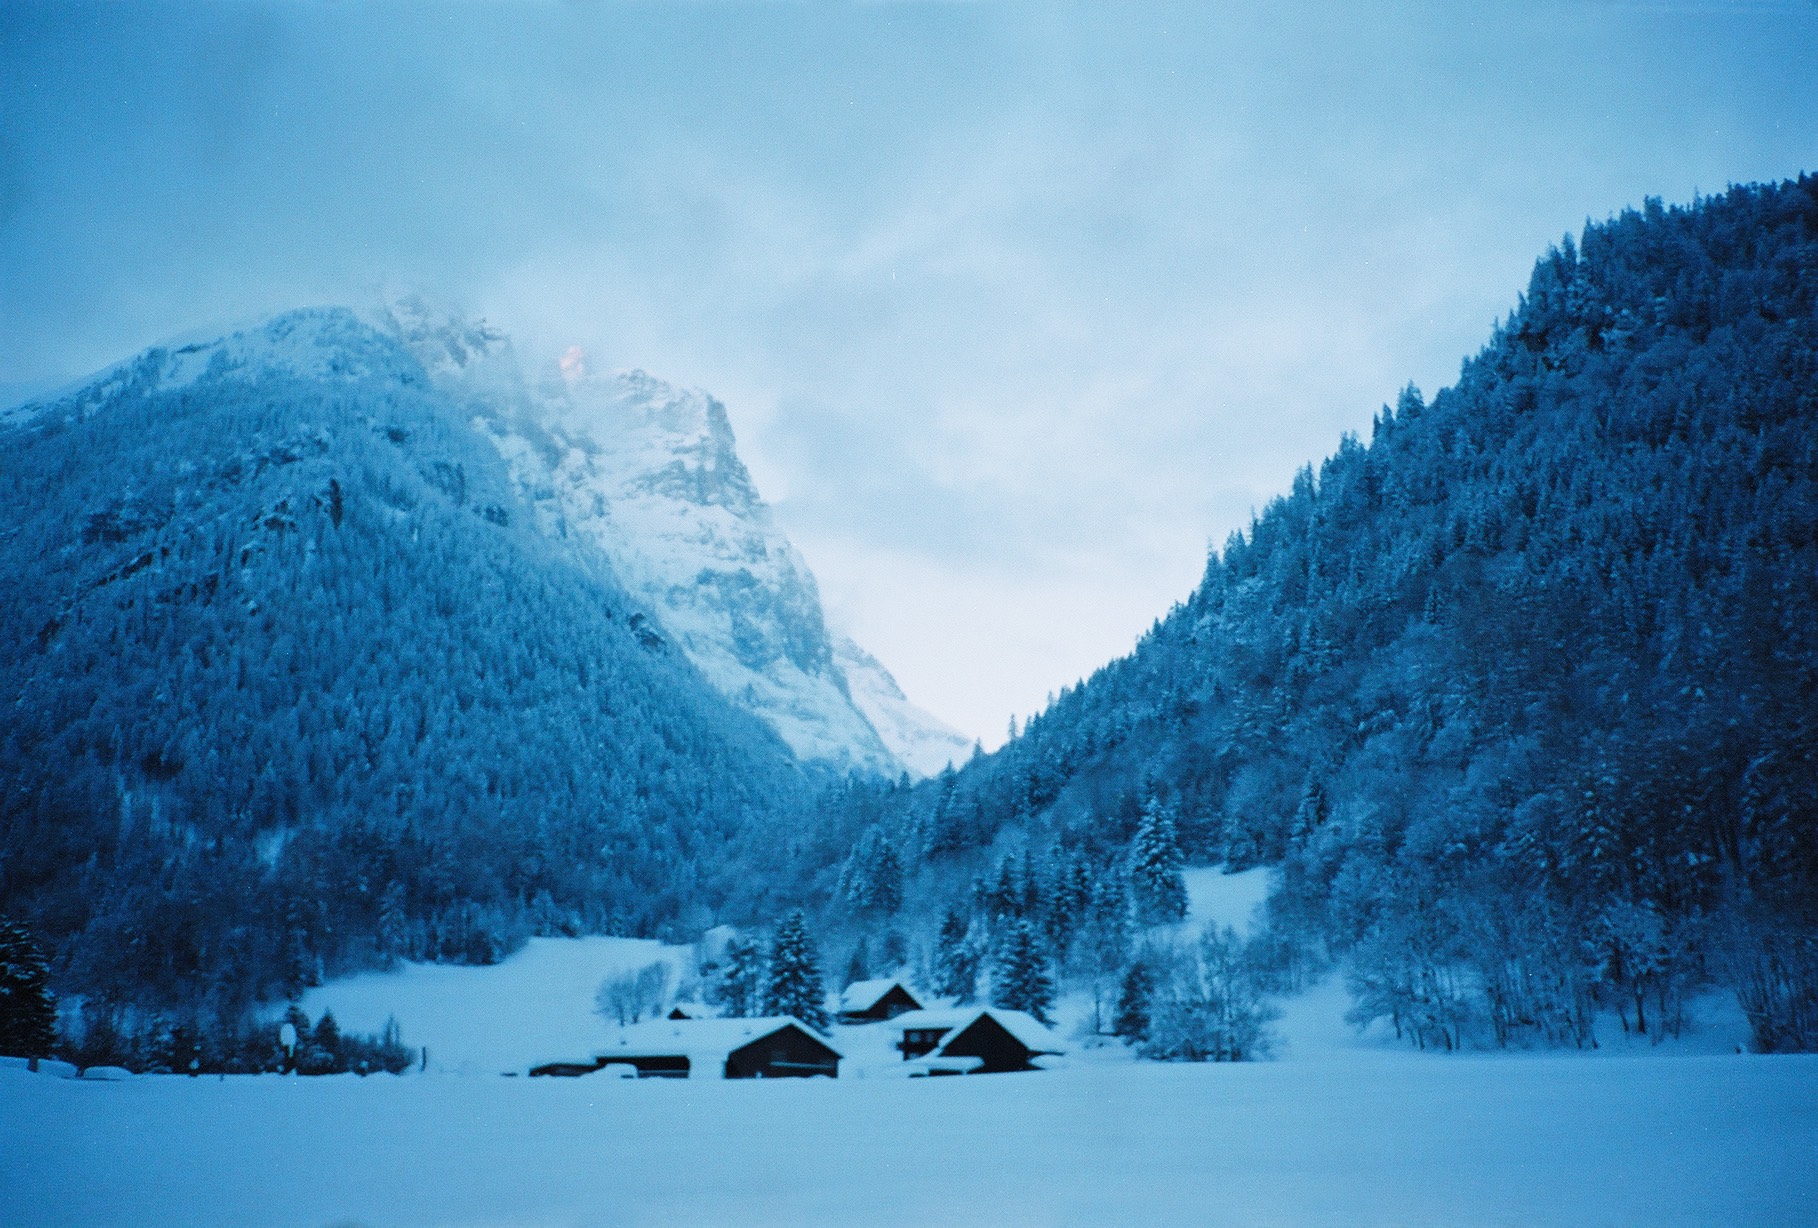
[878,930,909,972]
[1113,959,1155,1042]
[869,840,905,916]
[296,1009,343,1075]
[1086,874,1133,973]
[0,918,56,1058]
[711,935,764,1018]
[845,936,871,986]
[933,908,979,1003]
[764,911,829,1031]
[1045,848,1091,954]
[993,918,1055,1023]
[1130,795,1189,925]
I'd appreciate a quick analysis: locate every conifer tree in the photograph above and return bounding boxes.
[296,1009,343,1075]
[764,911,829,1031]
[878,930,908,972]
[1114,960,1156,1042]
[845,937,871,987]
[993,919,1055,1023]
[1130,795,1189,925]
[841,828,905,916]
[870,840,905,916]
[1047,850,1091,953]
[712,935,764,1018]
[933,908,979,1003]
[1087,875,1133,972]
[0,918,56,1058]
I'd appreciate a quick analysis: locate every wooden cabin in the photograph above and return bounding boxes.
[586,1017,841,1079]
[889,1007,1064,1075]
[527,1060,601,1078]
[836,978,924,1024]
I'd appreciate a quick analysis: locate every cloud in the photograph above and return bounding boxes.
[3,0,1815,741]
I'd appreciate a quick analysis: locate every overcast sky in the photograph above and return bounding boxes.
[4,1,1815,746]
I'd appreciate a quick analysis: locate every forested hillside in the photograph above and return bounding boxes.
[816,177,1818,1052]
[0,310,810,1013]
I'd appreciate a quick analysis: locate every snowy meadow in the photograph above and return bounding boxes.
[5,1047,1815,1226]
[6,870,1815,1226]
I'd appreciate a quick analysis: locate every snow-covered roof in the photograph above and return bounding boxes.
[890,1008,979,1033]
[888,1008,1064,1056]
[839,978,919,1013]
[595,1016,841,1063]
[968,1008,1064,1055]
[905,1053,985,1075]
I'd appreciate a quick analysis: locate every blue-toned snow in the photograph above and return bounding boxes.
[294,935,694,1075]
[2,867,1805,1225]
[4,1052,1815,1226]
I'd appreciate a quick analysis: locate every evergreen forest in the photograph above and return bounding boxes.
[809,177,1818,1053]
[0,311,811,1017]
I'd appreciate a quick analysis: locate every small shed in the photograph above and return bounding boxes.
[891,1007,1064,1075]
[837,978,924,1024]
[594,1017,841,1079]
[527,1060,603,1078]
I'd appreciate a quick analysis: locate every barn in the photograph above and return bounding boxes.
[591,1017,841,1079]
[836,978,924,1024]
[890,1008,1064,1074]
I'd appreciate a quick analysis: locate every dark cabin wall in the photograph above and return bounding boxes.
[724,1026,839,1078]
[939,1016,1039,1073]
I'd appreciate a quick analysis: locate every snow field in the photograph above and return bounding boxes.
[295,936,694,1074]
[1180,864,1273,938]
[5,1052,1816,1226]
[9,868,1801,1224]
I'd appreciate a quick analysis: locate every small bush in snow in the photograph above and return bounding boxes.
[594,962,672,1026]
[1140,926,1278,1062]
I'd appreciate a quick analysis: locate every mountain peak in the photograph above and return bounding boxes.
[359,314,964,777]
[365,293,513,381]
[35,295,972,778]
[3,308,418,434]
[481,355,898,773]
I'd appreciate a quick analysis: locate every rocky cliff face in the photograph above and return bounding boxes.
[373,298,967,777]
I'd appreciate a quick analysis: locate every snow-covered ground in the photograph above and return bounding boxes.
[5,1052,1815,1226]
[294,936,695,1075]
[296,868,1755,1073]
[6,869,1812,1225]
[1181,864,1273,937]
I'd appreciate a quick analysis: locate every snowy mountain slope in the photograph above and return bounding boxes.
[370,297,963,777]
[2,308,424,431]
[0,306,811,1007]
[8,295,968,782]
[833,634,974,776]
[502,366,898,775]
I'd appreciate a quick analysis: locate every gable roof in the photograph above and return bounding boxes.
[595,1016,841,1064]
[889,1007,1064,1055]
[838,978,921,1013]
[889,1008,978,1033]
[944,1008,1064,1056]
